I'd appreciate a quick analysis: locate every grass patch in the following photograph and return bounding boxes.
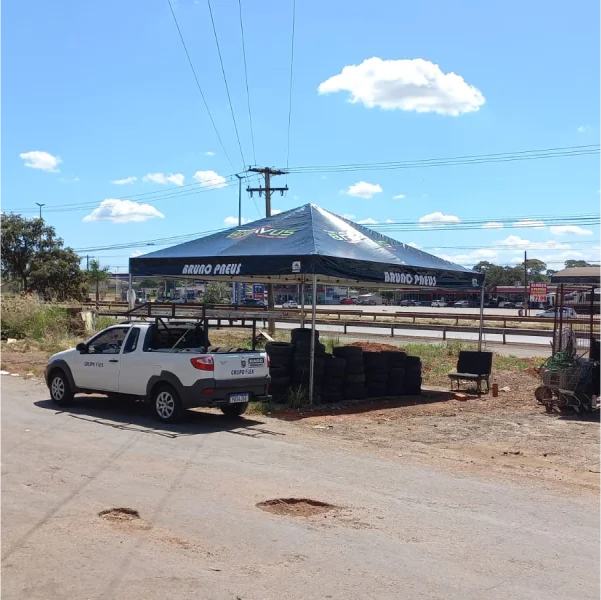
[1,295,70,341]
[322,335,341,354]
[403,341,544,386]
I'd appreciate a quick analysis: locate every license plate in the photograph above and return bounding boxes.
[229,393,249,404]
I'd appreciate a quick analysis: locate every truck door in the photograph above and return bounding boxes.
[73,326,129,391]
[118,327,156,396]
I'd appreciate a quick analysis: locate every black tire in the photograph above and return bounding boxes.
[220,402,249,417]
[346,374,366,384]
[269,365,290,378]
[49,370,74,406]
[333,346,363,360]
[405,356,422,368]
[152,384,183,423]
[294,341,326,354]
[266,342,295,357]
[291,328,320,343]
[270,376,291,388]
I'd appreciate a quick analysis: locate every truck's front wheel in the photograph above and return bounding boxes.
[152,384,183,423]
[220,402,249,418]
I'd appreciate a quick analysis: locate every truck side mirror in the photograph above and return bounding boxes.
[76,343,87,353]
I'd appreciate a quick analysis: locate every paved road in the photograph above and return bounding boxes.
[2,377,598,599]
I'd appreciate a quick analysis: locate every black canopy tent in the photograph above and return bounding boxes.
[130,204,485,403]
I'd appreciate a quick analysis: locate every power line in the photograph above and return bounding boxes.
[287,144,600,174]
[285,0,296,170]
[237,0,256,165]
[167,0,236,171]
[207,0,246,169]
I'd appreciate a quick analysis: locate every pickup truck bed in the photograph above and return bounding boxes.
[45,322,271,423]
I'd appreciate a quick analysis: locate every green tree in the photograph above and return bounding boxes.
[564,260,594,268]
[30,248,88,301]
[202,282,231,304]
[1,213,86,299]
[87,259,111,303]
[1,214,61,290]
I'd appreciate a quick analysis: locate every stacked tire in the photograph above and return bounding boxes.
[383,351,407,396]
[333,346,367,400]
[404,355,422,395]
[291,329,325,403]
[265,342,295,403]
[321,355,346,403]
[362,351,389,397]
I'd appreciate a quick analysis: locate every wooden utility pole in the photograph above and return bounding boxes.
[247,167,289,333]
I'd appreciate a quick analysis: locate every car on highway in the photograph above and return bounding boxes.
[536,307,578,319]
[341,298,356,305]
[45,322,270,423]
[431,300,448,307]
[453,300,470,308]
[282,300,299,308]
[239,298,266,307]
[498,301,515,308]
[399,299,419,306]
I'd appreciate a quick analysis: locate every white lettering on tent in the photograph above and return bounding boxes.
[383,271,436,287]
[182,263,239,276]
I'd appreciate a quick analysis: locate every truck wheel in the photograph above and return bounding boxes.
[152,384,183,423]
[220,402,249,418]
[49,370,74,406]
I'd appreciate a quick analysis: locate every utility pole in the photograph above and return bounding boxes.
[234,174,244,305]
[247,167,289,333]
[524,250,528,317]
[35,203,45,220]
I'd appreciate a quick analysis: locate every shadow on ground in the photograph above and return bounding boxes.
[272,389,455,422]
[34,395,283,439]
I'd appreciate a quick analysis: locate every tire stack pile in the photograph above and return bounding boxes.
[384,351,407,397]
[333,346,367,400]
[321,355,346,403]
[291,329,325,402]
[362,351,389,397]
[404,355,422,395]
[265,342,295,403]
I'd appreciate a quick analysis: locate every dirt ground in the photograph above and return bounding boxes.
[2,340,598,497]
[271,369,600,496]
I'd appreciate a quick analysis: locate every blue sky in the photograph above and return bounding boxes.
[3,0,600,272]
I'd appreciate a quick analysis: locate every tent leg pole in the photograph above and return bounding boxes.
[309,274,317,405]
[478,286,485,352]
[128,273,134,309]
[300,279,305,328]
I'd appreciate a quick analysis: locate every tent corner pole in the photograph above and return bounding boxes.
[478,285,485,352]
[300,278,306,328]
[309,273,317,405]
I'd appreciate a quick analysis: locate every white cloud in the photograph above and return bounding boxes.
[549,225,593,236]
[19,150,61,172]
[513,219,546,228]
[320,175,328,180]
[494,235,570,250]
[357,217,378,225]
[385,218,394,223]
[204,151,216,156]
[393,194,406,199]
[271,209,282,215]
[577,125,589,133]
[318,57,485,116]
[439,248,499,265]
[82,199,164,223]
[192,170,227,188]
[341,213,356,220]
[223,216,250,226]
[408,242,422,249]
[418,211,461,226]
[345,181,383,199]
[130,250,144,258]
[482,221,504,229]
[58,176,80,183]
[142,172,185,186]
[111,176,137,185]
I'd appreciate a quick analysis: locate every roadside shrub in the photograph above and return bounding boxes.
[1,295,69,341]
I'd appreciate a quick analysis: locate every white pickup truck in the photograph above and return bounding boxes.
[45,322,270,423]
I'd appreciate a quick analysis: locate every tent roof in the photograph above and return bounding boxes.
[130,204,483,290]
[551,266,600,285]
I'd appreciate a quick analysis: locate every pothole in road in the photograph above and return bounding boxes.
[98,507,141,522]
[256,498,336,517]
